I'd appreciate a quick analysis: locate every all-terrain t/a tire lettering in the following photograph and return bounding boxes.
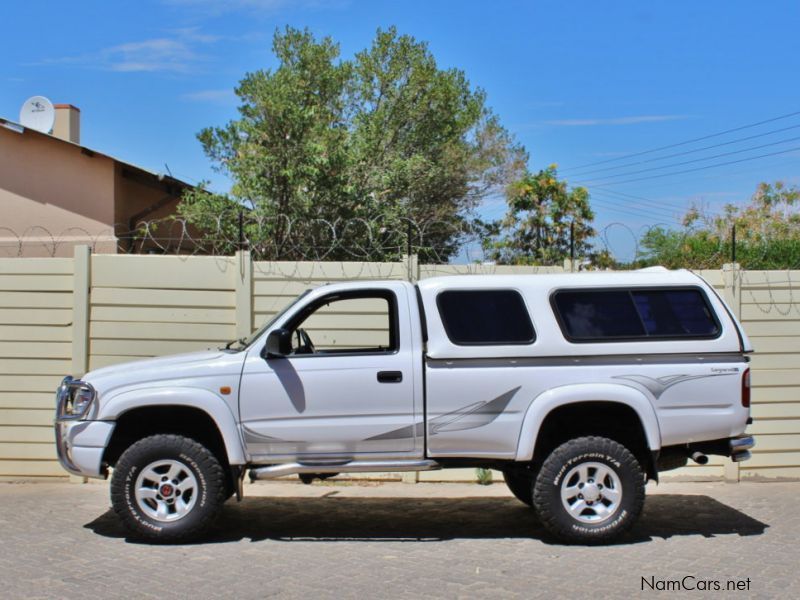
[533,436,645,544]
[110,434,226,542]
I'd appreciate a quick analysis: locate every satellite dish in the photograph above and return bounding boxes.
[19,96,55,133]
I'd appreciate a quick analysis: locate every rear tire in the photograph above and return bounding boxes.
[110,434,226,542]
[533,436,645,544]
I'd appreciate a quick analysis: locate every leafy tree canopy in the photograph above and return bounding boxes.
[180,26,526,261]
[482,165,595,266]
[634,181,800,269]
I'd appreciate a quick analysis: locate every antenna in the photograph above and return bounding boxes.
[19,96,55,133]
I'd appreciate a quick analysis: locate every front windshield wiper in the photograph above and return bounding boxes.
[223,337,248,351]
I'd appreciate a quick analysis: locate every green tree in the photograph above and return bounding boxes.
[635,181,800,269]
[180,27,351,258]
[483,165,595,265]
[180,26,526,261]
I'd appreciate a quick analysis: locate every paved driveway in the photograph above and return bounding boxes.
[0,480,794,599]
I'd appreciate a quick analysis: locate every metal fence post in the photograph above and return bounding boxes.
[570,221,575,264]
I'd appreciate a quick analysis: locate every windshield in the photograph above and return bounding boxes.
[240,289,312,348]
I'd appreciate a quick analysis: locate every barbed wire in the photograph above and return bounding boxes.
[1,214,475,263]
[6,215,800,316]
[3,214,800,273]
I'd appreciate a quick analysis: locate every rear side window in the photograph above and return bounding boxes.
[437,290,535,345]
[552,288,719,342]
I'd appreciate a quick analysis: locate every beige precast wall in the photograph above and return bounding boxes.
[0,256,74,476]
[0,250,798,481]
[737,269,800,479]
[88,254,239,370]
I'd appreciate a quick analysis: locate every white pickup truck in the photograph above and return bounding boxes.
[55,269,754,543]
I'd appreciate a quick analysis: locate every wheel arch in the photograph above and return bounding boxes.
[99,387,245,467]
[515,383,661,469]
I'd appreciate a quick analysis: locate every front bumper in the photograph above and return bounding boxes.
[54,419,115,479]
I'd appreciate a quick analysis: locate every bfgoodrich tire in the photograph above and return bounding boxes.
[533,436,645,544]
[110,434,226,542]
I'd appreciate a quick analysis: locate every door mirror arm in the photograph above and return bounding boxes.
[263,328,293,359]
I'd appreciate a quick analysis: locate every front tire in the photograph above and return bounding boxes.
[533,436,645,544]
[110,434,226,542]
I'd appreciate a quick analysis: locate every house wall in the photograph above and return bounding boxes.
[0,128,117,257]
[0,127,185,257]
[112,165,185,252]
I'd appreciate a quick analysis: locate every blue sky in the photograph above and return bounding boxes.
[2,0,799,259]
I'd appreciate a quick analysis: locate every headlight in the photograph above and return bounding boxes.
[56,377,96,420]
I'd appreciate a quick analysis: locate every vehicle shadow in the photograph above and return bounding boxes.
[84,493,768,546]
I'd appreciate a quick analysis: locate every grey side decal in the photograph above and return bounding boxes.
[366,386,521,441]
[613,373,735,399]
[430,386,520,433]
[363,422,426,442]
[242,426,297,445]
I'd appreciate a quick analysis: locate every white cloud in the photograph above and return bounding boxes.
[181,89,238,104]
[31,28,217,73]
[168,27,222,44]
[163,0,349,15]
[545,115,689,127]
[105,38,200,73]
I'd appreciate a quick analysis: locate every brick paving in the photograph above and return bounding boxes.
[0,479,795,599]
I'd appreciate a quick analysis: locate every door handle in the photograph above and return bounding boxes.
[377,371,403,383]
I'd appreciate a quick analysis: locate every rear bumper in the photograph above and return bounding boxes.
[54,419,115,478]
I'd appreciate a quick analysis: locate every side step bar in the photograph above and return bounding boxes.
[249,459,441,482]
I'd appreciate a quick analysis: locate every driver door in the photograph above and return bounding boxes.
[238,284,421,461]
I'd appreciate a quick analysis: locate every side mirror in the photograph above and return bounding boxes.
[263,328,292,358]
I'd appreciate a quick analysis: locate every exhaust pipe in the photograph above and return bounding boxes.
[732,450,752,462]
[730,435,755,463]
[691,451,709,465]
[730,435,755,453]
